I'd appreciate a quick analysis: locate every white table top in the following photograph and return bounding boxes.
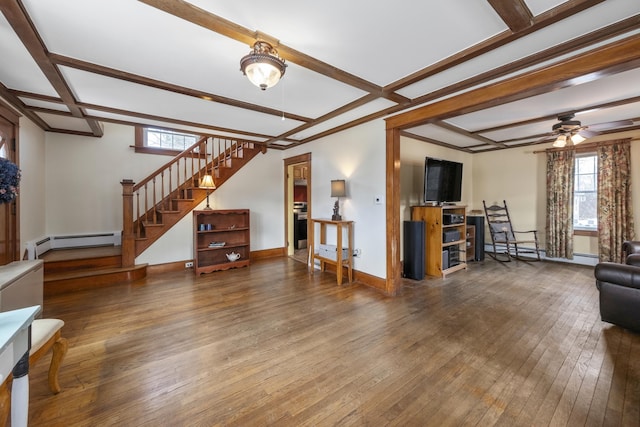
[0,305,41,355]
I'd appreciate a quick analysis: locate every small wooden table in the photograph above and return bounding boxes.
[0,305,40,427]
[308,218,354,285]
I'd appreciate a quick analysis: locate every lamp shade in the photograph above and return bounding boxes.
[331,180,346,198]
[552,135,567,148]
[200,174,216,189]
[570,132,586,145]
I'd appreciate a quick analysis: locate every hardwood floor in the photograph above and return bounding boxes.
[27,257,639,426]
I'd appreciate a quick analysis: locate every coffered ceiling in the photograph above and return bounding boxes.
[0,0,639,152]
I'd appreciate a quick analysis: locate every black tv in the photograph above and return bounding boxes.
[423,157,463,204]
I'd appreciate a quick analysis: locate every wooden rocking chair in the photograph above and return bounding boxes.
[483,200,541,262]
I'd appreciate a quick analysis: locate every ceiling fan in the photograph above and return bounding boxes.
[547,114,633,148]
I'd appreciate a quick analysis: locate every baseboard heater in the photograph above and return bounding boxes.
[25,232,121,260]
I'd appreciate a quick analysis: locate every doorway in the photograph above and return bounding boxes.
[0,113,19,265]
[284,153,311,263]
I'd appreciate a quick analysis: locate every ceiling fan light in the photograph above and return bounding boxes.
[240,41,287,90]
[553,135,567,148]
[571,133,586,145]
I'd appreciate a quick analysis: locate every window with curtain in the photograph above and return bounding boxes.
[546,139,635,263]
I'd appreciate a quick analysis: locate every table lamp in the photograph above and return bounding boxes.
[199,174,216,210]
[331,179,346,220]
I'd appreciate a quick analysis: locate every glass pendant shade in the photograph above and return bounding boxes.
[570,132,586,145]
[240,41,287,90]
[552,134,567,148]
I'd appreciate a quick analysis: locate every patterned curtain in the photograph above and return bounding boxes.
[546,149,575,259]
[598,139,635,262]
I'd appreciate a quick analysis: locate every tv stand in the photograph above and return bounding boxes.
[411,205,468,278]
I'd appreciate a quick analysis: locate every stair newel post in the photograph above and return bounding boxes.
[121,179,136,268]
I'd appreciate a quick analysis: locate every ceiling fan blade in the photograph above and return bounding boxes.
[534,133,555,144]
[578,129,598,138]
[587,119,634,131]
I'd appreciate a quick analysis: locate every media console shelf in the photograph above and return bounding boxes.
[411,205,468,278]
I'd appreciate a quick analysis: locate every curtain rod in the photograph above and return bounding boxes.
[531,137,639,154]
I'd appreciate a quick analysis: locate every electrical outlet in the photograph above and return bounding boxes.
[353,248,362,257]
[185,262,194,268]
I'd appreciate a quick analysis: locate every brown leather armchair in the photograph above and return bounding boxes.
[623,241,640,267]
[595,260,640,332]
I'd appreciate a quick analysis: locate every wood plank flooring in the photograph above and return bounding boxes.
[26,257,640,426]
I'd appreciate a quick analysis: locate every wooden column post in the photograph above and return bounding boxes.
[121,179,135,268]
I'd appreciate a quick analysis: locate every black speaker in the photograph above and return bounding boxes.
[467,215,485,261]
[403,221,425,280]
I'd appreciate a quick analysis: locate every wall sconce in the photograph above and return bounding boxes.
[199,174,216,210]
[331,179,346,221]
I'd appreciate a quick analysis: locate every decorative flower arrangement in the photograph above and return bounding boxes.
[0,158,20,204]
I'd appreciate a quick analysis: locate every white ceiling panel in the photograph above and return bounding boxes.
[405,124,483,148]
[35,112,93,133]
[293,98,396,140]
[60,67,304,136]
[19,98,70,113]
[189,0,507,85]
[0,13,55,95]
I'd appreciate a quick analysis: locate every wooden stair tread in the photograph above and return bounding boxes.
[44,264,148,282]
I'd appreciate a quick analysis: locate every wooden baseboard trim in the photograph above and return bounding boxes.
[147,261,191,275]
[251,247,286,260]
[320,263,387,294]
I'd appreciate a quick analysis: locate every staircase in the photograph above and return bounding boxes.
[124,137,263,260]
[43,136,263,294]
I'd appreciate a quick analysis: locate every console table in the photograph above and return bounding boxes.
[308,218,353,285]
[0,305,40,427]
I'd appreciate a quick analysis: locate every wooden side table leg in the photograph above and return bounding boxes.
[0,381,9,427]
[48,336,68,394]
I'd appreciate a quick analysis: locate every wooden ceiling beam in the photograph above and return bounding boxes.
[50,54,313,123]
[0,83,51,131]
[475,94,640,134]
[0,0,103,136]
[137,0,410,105]
[386,0,606,92]
[386,34,640,130]
[434,120,505,147]
[487,0,533,33]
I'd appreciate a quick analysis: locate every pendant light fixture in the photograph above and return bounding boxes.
[240,41,287,90]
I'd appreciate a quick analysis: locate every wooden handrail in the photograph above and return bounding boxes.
[132,136,208,193]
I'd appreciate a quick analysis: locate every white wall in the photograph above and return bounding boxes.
[284,120,387,279]
[18,117,46,253]
[44,124,168,235]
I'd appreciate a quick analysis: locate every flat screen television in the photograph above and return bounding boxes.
[423,157,463,204]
